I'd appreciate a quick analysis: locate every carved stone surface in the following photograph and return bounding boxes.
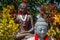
[16,1,33,40]
[27,14,54,40]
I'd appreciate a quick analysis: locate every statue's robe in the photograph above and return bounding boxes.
[16,14,33,40]
[16,14,33,32]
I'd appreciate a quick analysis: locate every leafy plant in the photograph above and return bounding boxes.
[40,4,60,40]
[0,7,19,40]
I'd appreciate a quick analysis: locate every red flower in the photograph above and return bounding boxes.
[40,5,46,11]
[35,34,49,40]
[22,0,28,3]
[44,36,49,40]
[35,34,39,40]
[40,11,44,16]
[9,8,14,13]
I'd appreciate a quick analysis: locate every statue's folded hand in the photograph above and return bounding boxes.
[20,31,29,34]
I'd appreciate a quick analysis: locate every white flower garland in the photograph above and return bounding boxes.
[20,14,27,21]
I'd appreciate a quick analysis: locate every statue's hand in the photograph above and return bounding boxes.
[27,31,31,33]
[20,31,29,34]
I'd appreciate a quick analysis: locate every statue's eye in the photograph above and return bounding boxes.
[39,29,42,31]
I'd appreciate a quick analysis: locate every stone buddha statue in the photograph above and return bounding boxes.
[27,14,54,40]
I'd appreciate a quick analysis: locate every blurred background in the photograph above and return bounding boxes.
[0,0,60,40]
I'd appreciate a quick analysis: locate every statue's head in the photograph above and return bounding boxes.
[18,3,27,13]
[34,22,48,38]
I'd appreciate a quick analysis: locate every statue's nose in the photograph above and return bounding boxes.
[41,30,45,34]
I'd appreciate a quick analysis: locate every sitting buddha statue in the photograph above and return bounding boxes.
[16,0,34,40]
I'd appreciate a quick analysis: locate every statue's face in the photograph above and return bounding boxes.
[36,26,47,38]
[19,3,27,13]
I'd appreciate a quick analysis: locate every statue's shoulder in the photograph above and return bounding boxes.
[27,37,34,40]
[16,15,20,18]
[19,3,25,6]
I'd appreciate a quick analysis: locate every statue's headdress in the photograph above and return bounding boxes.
[35,15,48,30]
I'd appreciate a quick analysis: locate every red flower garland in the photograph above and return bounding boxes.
[35,34,49,40]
